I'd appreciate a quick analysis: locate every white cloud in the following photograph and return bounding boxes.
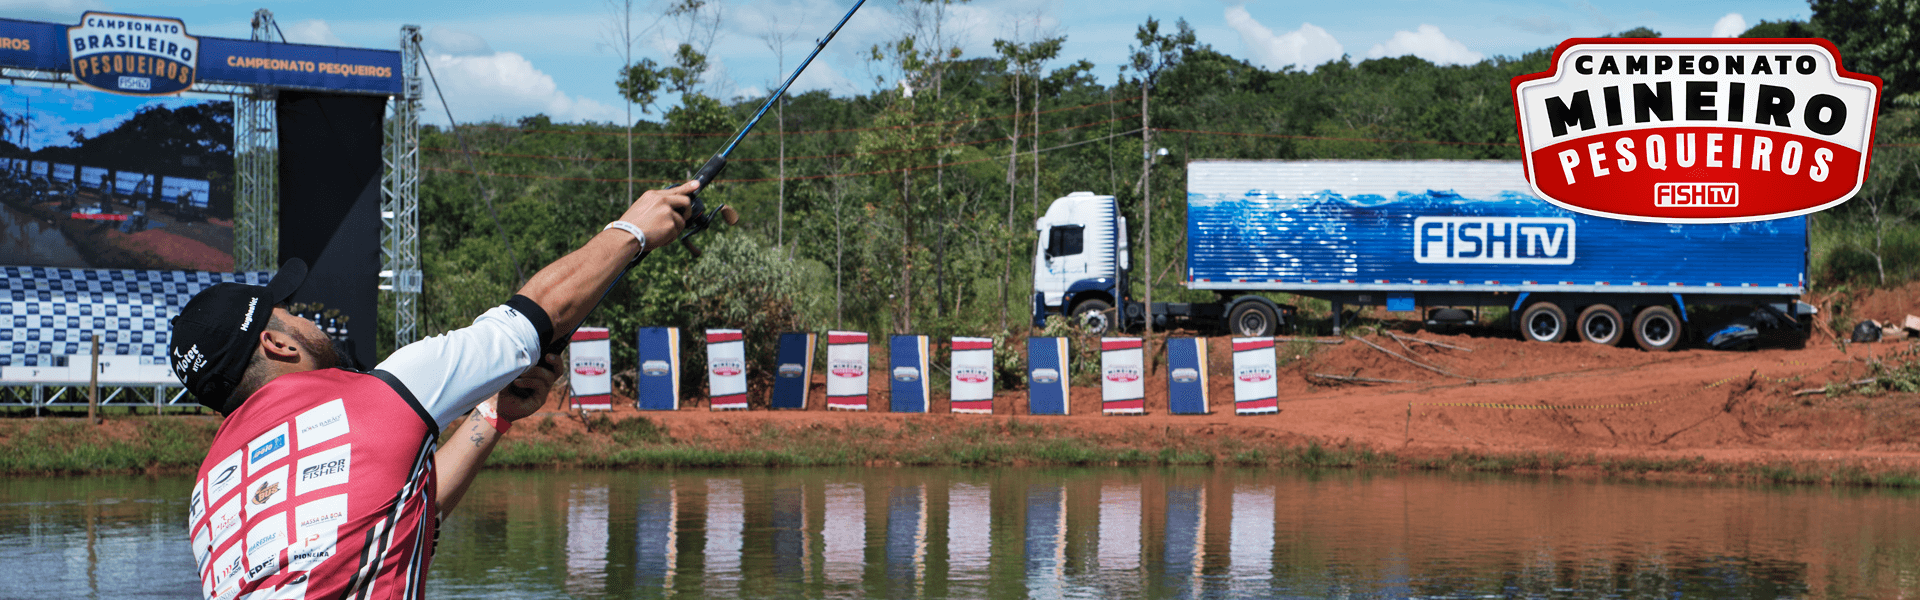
[1364,24,1484,66]
[425,26,495,56]
[281,19,344,46]
[1223,5,1344,72]
[426,51,624,125]
[1711,13,1748,38]
[0,0,103,24]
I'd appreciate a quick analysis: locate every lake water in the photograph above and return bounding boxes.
[2,467,1916,599]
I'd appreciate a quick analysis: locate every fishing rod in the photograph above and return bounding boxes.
[516,0,868,383]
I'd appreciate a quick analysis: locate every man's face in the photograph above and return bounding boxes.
[273,307,338,370]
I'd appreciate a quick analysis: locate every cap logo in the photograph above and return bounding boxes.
[239,297,259,330]
[173,344,206,375]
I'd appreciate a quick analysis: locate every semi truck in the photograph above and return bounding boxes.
[1031,160,1812,351]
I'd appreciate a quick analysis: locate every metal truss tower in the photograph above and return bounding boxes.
[381,26,424,348]
[234,9,280,271]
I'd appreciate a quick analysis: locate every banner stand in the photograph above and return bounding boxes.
[826,331,870,410]
[567,327,612,410]
[707,329,748,410]
[949,337,994,414]
[1101,337,1146,415]
[636,327,680,410]
[889,335,930,413]
[1232,337,1279,415]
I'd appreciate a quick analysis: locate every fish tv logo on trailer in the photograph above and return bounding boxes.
[1512,37,1882,223]
[1414,217,1575,265]
[68,12,199,95]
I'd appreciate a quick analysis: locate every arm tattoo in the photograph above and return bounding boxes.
[469,422,486,448]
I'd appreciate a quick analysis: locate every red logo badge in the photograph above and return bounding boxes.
[1512,38,1881,223]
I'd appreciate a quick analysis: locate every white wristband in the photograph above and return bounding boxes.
[603,220,648,252]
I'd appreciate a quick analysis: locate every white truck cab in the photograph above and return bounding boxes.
[1032,192,1128,329]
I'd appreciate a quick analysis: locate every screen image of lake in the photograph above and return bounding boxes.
[2,467,1916,598]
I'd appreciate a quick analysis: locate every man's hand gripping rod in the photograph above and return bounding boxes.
[507,0,867,398]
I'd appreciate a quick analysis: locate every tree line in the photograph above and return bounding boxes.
[403,1,1918,392]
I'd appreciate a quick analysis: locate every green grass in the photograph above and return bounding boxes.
[8,415,1920,490]
[0,418,218,474]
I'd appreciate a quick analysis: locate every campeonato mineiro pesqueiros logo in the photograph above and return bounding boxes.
[68,12,198,96]
[1512,38,1881,223]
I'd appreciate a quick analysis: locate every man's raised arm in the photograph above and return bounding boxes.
[517,180,696,347]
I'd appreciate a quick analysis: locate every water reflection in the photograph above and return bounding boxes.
[5,469,1920,599]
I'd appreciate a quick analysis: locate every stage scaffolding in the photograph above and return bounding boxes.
[0,10,424,411]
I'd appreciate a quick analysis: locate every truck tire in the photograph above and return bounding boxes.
[1632,306,1682,352]
[1576,304,1624,346]
[1519,302,1568,343]
[1228,301,1279,337]
[1073,299,1114,334]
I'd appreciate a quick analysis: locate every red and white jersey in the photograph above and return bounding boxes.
[188,369,439,600]
[185,299,548,600]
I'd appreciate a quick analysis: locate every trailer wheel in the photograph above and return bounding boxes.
[1073,299,1114,335]
[1228,302,1278,337]
[1576,304,1624,346]
[1632,306,1682,352]
[1519,302,1568,343]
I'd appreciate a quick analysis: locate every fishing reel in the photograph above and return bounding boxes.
[671,155,741,259]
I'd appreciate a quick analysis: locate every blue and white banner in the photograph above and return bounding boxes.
[0,14,402,96]
[771,332,815,409]
[636,327,680,410]
[706,329,746,410]
[1027,337,1069,415]
[889,335,929,413]
[1166,338,1210,415]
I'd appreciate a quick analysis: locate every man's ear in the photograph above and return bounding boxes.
[259,328,302,362]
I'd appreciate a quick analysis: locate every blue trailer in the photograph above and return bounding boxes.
[1032,160,1812,351]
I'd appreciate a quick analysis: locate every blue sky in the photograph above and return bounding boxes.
[0,86,215,150]
[2,0,1814,126]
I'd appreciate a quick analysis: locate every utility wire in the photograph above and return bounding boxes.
[417,38,526,285]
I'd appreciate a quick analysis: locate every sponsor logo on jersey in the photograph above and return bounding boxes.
[251,480,280,505]
[244,517,285,576]
[296,445,350,495]
[211,496,243,546]
[208,450,243,501]
[188,482,206,523]
[288,529,337,571]
[247,424,290,473]
[1031,368,1060,384]
[295,399,349,450]
[214,545,243,586]
[642,360,671,376]
[248,466,289,512]
[294,494,348,534]
[191,524,211,572]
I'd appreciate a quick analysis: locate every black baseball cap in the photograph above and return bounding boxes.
[169,258,309,415]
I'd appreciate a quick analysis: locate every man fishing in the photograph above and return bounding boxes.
[175,180,696,600]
